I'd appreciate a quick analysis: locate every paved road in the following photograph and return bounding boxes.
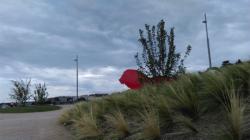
[0,105,74,140]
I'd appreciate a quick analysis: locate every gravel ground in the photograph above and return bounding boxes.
[0,105,74,140]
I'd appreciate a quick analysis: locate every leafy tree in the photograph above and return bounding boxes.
[135,20,191,78]
[235,59,242,64]
[34,83,48,104]
[10,79,32,106]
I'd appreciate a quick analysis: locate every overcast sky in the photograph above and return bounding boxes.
[0,0,249,102]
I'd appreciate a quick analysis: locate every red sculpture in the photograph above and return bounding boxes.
[119,69,143,89]
[119,69,175,89]
[119,69,174,89]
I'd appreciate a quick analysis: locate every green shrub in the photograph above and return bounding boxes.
[10,79,32,106]
[33,83,48,104]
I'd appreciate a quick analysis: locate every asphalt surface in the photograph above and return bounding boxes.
[0,105,74,140]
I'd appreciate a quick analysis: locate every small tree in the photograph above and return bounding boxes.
[222,60,232,67]
[34,83,48,104]
[135,20,191,78]
[10,79,32,106]
[235,59,242,64]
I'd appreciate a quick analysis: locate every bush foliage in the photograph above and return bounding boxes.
[9,79,32,106]
[135,20,191,78]
[34,83,48,104]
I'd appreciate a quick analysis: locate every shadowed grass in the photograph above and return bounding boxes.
[105,110,130,137]
[140,107,160,140]
[166,75,201,120]
[157,95,173,129]
[175,115,198,133]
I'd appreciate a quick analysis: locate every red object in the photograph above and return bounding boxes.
[119,69,143,89]
[119,69,176,89]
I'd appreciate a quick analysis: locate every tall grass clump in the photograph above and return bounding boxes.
[104,90,155,115]
[157,95,173,129]
[59,62,250,139]
[175,115,198,133]
[69,102,88,120]
[59,102,92,125]
[166,75,200,120]
[58,109,73,125]
[221,86,249,140]
[201,71,232,110]
[105,110,130,137]
[222,64,250,83]
[238,63,250,95]
[58,102,87,126]
[73,105,102,139]
[140,107,160,140]
[221,65,250,96]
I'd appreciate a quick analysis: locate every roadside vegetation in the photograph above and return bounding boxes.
[0,105,60,113]
[59,62,250,140]
[9,79,32,106]
[59,19,250,140]
[33,83,49,105]
[0,80,60,113]
[9,80,49,106]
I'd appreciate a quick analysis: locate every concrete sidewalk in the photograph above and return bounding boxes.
[0,105,74,140]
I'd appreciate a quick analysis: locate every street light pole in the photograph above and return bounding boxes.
[74,55,79,101]
[202,13,212,68]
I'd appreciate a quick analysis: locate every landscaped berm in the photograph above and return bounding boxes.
[59,62,250,140]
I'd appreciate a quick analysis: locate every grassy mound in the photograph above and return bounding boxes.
[59,62,250,140]
[0,105,61,113]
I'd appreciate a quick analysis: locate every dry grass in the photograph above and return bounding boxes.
[58,109,72,125]
[140,107,160,140]
[222,87,247,140]
[175,115,198,133]
[167,76,200,120]
[73,105,102,138]
[157,95,173,126]
[59,62,250,140]
[105,110,129,137]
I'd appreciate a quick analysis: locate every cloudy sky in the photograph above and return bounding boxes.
[0,0,249,102]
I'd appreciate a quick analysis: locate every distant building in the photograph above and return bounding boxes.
[0,103,13,109]
[89,93,108,97]
[46,96,75,105]
[86,93,108,101]
[45,94,108,104]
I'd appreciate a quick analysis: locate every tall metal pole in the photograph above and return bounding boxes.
[74,55,79,101]
[202,13,212,68]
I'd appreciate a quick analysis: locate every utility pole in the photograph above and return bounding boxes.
[202,13,212,68]
[74,55,79,101]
